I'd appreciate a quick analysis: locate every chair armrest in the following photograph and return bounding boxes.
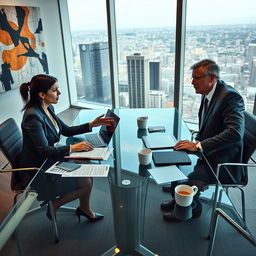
[216,162,256,177]
[0,167,38,173]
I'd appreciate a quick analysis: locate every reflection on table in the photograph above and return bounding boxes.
[1,108,254,256]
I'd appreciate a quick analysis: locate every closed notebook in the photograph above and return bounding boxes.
[152,151,191,166]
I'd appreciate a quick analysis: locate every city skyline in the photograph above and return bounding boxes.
[67,0,256,31]
[71,22,256,122]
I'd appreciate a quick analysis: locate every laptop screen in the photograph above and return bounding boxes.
[99,109,120,144]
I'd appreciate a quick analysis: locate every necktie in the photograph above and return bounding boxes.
[200,97,208,128]
[203,97,208,118]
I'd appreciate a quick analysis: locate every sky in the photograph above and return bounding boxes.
[67,0,256,31]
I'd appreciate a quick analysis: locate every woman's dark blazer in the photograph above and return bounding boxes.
[18,104,91,187]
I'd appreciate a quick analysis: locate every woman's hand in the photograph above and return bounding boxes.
[70,141,93,152]
[89,114,113,128]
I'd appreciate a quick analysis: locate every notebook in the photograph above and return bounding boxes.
[153,150,191,166]
[142,134,177,150]
[84,109,120,147]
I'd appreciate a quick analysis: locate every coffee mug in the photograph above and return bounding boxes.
[138,148,152,165]
[175,184,198,207]
[137,116,148,129]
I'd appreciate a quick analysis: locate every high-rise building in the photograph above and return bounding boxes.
[149,61,161,91]
[247,41,256,71]
[127,53,149,108]
[79,42,111,104]
[149,90,165,108]
[249,58,256,87]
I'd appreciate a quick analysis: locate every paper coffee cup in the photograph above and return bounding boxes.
[137,116,148,129]
[138,148,152,165]
[175,184,198,207]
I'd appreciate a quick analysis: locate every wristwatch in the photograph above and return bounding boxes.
[195,142,201,151]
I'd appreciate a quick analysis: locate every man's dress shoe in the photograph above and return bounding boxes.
[163,200,203,222]
[160,199,175,211]
[163,212,182,222]
[162,184,172,193]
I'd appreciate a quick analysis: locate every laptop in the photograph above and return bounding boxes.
[142,134,177,150]
[84,109,120,147]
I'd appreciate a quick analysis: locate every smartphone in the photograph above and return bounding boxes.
[56,162,81,172]
[148,126,166,133]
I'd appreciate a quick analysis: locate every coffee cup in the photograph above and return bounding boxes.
[138,148,152,165]
[174,184,198,207]
[137,116,148,129]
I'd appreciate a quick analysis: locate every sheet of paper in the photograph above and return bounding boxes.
[148,165,188,185]
[61,164,110,177]
[65,148,113,160]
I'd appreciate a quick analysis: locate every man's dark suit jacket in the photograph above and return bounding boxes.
[17,104,91,188]
[195,80,245,184]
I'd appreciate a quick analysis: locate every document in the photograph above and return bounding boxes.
[62,164,110,177]
[148,165,188,185]
[65,147,113,161]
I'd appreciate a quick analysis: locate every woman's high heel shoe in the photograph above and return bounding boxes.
[75,207,104,222]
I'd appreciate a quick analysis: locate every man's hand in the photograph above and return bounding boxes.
[173,140,198,152]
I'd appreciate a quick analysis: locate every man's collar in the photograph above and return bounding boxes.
[205,81,217,103]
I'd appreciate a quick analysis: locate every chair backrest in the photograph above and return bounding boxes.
[0,118,22,169]
[0,118,24,190]
[243,111,256,163]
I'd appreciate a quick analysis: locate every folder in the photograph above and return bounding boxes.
[152,150,191,166]
[142,134,176,150]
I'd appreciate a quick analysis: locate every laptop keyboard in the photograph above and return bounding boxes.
[86,134,104,146]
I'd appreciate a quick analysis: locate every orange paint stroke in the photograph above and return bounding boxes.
[0,7,37,71]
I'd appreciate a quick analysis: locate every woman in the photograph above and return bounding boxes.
[19,74,112,222]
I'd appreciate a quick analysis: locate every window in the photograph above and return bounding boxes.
[115,0,177,108]
[183,0,256,123]
[67,0,112,107]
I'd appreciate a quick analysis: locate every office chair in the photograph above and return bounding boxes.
[215,111,256,225]
[0,118,59,243]
[207,111,256,255]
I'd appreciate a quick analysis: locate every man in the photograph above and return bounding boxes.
[162,59,245,221]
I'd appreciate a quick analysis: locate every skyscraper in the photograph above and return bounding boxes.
[249,58,256,87]
[149,90,165,108]
[149,61,161,90]
[79,42,111,104]
[127,53,149,108]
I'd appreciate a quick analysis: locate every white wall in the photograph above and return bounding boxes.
[0,0,70,125]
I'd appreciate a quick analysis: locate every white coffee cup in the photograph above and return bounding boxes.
[138,148,152,165]
[137,116,148,129]
[175,184,198,207]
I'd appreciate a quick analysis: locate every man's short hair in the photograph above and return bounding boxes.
[190,59,220,79]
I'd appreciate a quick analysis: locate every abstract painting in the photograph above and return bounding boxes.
[0,6,48,93]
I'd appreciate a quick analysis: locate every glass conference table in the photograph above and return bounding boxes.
[0,108,255,256]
